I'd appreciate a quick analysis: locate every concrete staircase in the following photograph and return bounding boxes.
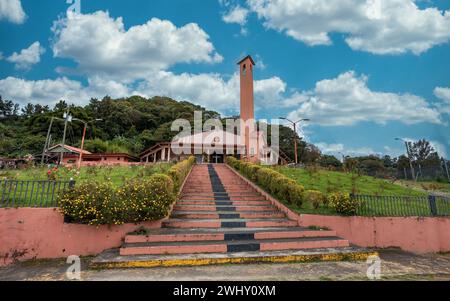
[119,164,350,256]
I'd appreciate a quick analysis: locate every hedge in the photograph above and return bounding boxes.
[304,190,327,209]
[226,157,305,207]
[328,192,359,215]
[227,157,363,215]
[168,156,196,192]
[58,157,195,225]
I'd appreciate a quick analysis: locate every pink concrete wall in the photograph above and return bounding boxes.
[226,164,450,254]
[0,208,163,266]
[298,214,450,254]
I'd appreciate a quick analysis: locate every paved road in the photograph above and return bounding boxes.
[1,249,449,281]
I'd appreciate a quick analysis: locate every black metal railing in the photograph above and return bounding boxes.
[352,194,450,217]
[0,179,75,208]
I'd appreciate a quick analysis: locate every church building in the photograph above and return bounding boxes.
[139,55,279,165]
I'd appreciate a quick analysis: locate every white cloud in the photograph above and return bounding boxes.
[286,71,442,126]
[134,72,240,112]
[247,0,450,55]
[6,42,45,70]
[430,141,447,158]
[316,142,345,153]
[254,76,286,106]
[222,5,250,25]
[316,142,376,157]
[0,70,287,114]
[134,71,288,113]
[0,76,129,107]
[434,87,450,102]
[434,87,450,115]
[0,0,26,24]
[51,11,223,81]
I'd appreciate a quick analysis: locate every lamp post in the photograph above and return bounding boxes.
[60,110,73,166]
[72,118,102,169]
[279,117,310,165]
[41,116,66,165]
[395,138,416,182]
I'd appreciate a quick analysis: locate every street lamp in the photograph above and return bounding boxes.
[395,138,416,182]
[279,117,310,165]
[41,116,65,165]
[72,118,102,169]
[60,110,73,166]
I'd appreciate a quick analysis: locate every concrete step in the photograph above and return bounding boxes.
[119,237,350,256]
[162,218,298,229]
[92,247,378,269]
[177,200,271,206]
[173,204,278,212]
[125,227,337,243]
[180,197,267,201]
[181,192,261,197]
[171,211,286,219]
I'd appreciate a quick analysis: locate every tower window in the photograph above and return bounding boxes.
[242,64,247,76]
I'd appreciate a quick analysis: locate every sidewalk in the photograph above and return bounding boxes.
[1,249,449,281]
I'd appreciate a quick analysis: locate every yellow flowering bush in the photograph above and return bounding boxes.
[58,181,124,225]
[59,174,176,226]
[168,156,195,191]
[58,157,195,225]
[118,174,175,223]
[304,190,326,209]
[328,192,359,215]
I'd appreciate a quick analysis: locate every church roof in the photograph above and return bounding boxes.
[237,55,255,66]
[171,129,245,148]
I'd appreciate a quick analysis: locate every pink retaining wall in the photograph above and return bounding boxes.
[0,208,163,266]
[226,164,450,254]
[298,214,450,254]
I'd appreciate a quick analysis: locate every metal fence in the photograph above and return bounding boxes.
[396,162,450,182]
[0,180,75,208]
[352,194,450,217]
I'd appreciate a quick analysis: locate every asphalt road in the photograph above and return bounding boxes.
[0,249,449,281]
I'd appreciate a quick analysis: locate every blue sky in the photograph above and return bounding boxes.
[1,0,450,159]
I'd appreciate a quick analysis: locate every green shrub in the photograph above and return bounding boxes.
[304,190,326,209]
[119,174,176,222]
[168,156,195,192]
[58,181,123,225]
[227,157,305,206]
[58,156,198,226]
[288,184,305,207]
[59,174,176,226]
[328,192,359,215]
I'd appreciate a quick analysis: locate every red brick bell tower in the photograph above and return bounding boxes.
[238,55,256,160]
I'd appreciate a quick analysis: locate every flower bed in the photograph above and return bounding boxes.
[58,156,195,225]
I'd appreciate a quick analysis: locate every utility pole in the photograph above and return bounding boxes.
[60,110,72,166]
[395,138,416,182]
[41,117,55,165]
[279,117,310,165]
[443,157,450,183]
[78,122,87,169]
[72,118,102,169]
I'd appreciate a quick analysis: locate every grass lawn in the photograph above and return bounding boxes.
[273,167,425,197]
[0,164,173,207]
[397,180,450,195]
[269,167,448,217]
[0,164,172,186]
